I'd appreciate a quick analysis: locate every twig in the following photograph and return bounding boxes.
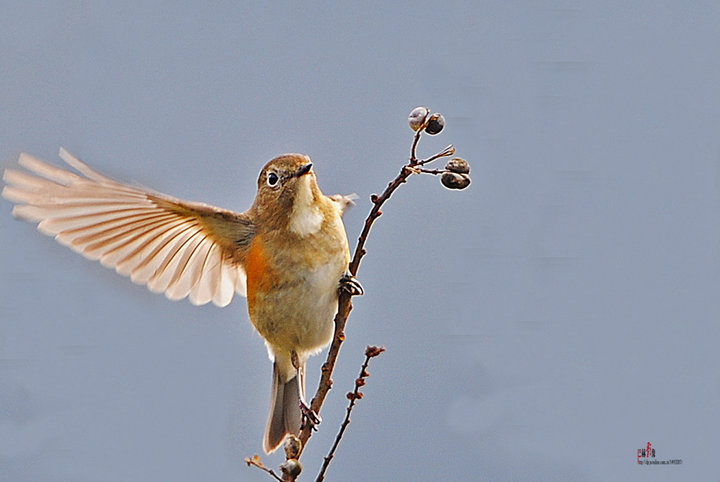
[245,455,283,481]
[297,133,454,454]
[410,128,423,162]
[416,167,445,175]
[417,144,455,166]
[315,346,385,482]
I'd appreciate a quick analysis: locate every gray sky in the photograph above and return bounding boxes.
[2,2,719,481]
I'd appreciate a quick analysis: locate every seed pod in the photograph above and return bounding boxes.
[408,106,430,131]
[424,113,445,135]
[280,459,302,477]
[445,157,470,174]
[441,172,471,190]
[284,435,302,459]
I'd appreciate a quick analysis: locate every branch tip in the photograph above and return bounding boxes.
[365,345,386,357]
[316,347,383,481]
[245,455,283,481]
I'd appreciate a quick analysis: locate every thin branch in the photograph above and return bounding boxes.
[297,134,452,455]
[410,128,423,163]
[416,167,445,175]
[245,455,284,481]
[417,144,455,166]
[298,154,412,450]
[315,346,385,482]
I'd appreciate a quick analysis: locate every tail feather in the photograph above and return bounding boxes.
[264,362,302,453]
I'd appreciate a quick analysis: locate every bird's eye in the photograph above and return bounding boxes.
[267,172,279,187]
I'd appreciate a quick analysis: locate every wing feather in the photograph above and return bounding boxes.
[2,149,255,307]
[146,224,203,294]
[190,244,222,306]
[166,234,211,301]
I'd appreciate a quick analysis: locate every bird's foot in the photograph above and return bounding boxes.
[300,400,322,431]
[339,273,364,296]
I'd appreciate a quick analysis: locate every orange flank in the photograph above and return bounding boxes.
[245,235,270,307]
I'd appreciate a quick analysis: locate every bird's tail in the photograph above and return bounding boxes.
[263,361,303,453]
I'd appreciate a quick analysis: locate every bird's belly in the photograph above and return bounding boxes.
[248,258,344,355]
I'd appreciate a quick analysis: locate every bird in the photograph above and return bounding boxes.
[1,148,363,453]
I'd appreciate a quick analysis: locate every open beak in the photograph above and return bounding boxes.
[295,162,313,177]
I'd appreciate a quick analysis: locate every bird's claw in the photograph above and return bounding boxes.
[300,400,321,431]
[339,273,364,296]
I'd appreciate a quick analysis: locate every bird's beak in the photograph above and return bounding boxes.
[295,163,313,177]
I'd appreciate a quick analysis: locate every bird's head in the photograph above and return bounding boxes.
[252,154,324,234]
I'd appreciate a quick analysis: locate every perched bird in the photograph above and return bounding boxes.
[1,148,362,453]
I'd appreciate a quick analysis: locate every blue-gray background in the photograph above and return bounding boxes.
[1,2,718,481]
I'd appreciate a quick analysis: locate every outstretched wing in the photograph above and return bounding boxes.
[2,148,255,307]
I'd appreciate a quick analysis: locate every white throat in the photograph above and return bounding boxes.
[289,175,323,236]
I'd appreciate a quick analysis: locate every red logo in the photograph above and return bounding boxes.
[637,442,656,464]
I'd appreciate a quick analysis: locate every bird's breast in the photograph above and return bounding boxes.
[244,219,350,353]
